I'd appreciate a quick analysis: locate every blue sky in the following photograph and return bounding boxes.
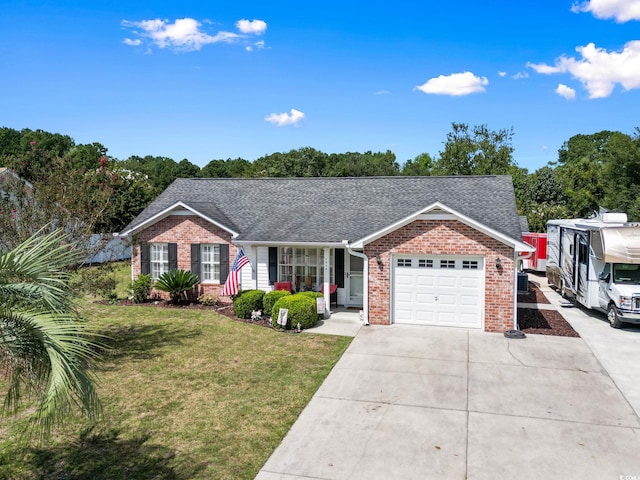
[2,0,640,172]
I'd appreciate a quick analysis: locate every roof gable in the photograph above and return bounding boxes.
[121,176,524,245]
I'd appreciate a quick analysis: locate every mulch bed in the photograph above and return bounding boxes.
[517,308,579,337]
[516,281,579,337]
[517,281,550,304]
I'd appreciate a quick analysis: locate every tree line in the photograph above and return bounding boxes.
[1,123,639,245]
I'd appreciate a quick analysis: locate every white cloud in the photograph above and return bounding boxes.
[498,71,507,77]
[415,71,488,96]
[527,41,640,98]
[265,108,305,126]
[246,40,266,52]
[123,38,142,46]
[236,19,267,35]
[571,0,640,22]
[373,90,390,95]
[556,83,577,99]
[513,71,529,80]
[122,17,240,52]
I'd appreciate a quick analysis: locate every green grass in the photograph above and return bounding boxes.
[0,262,352,480]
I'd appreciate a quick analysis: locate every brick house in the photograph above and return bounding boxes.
[119,176,533,332]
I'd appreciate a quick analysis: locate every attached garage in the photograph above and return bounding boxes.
[392,255,485,328]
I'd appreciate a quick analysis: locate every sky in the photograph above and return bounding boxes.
[2,0,640,172]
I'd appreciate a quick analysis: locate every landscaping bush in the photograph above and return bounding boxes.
[198,293,219,306]
[297,291,323,300]
[233,289,265,319]
[131,274,153,303]
[271,293,319,330]
[155,269,199,304]
[71,263,117,300]
[263,290,291,315]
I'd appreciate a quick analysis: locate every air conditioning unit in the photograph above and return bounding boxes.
[517,272,528,292]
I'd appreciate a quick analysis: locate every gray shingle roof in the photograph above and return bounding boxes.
[121,176,523,244]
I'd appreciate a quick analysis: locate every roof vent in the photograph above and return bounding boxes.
[602,212,627,223]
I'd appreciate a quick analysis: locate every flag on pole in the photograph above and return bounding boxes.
[221,248,250,296]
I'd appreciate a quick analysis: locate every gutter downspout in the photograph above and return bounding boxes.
[343,240,369,325]
[514,249,535,329]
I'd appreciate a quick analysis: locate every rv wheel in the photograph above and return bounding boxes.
[608,304,623,329]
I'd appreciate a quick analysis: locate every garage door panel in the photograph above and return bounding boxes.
[460,294,480,306]
[394,256,484,328]
[437,275,457,288]
[460,277,480,288]
[416,293,435,305]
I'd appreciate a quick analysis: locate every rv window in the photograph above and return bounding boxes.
[578,241,588,264]
[613,264,640,284]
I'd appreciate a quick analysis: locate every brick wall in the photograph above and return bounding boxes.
[132,215,235,299]
[366,219,515,332]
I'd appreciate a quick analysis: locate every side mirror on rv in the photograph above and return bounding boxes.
[598,272,610,282]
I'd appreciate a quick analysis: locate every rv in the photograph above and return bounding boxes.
[546,212,640,328]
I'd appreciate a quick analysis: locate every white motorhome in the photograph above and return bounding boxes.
[546,212,640,328]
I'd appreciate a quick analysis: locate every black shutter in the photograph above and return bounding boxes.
[268,247,278,285]
[335,248,345,288]
[140,244,150,275]
[219,243,229,283]
[168,243,178,271]
[191,244,201,281]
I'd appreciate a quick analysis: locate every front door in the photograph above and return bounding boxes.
[347,254,364,305]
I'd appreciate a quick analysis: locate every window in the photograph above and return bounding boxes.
[397,258,412,267]
[462,260,479,269]
[201,244,221,282]
[440,260,456,269]
[151,243,169,279]
[418,259,433,268]
[279,247,333,290]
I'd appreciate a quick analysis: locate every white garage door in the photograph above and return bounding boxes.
[393,256,484,328]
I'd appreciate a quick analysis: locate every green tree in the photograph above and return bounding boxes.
[555,131,613,217]
[434,123,516,176]
[252,147,328,177]
[0,153,116,251]
[324,150,399,177]
[401,153,435,176]
[0,228,100,435]
[199,158,252,178]
[601,130,640,221]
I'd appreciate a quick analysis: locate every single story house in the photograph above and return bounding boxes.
[119,176,534,332]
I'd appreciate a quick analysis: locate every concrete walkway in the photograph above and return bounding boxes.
[256,324,640,479]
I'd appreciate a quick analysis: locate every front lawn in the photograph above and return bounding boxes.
[0,269,352,479]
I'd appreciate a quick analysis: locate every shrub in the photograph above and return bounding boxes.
[71,263,117,299]
[155,269,199,304]
[233,289,265,319]
[297,291,323,300]
[263,290,291,315]
[271,293,319,330]
[131,274,153,303]
[198,293,219,306]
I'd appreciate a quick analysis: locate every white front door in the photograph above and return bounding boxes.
[347,254,364,305]
[393,255,484,328]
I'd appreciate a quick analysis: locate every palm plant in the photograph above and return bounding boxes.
[0,227,101,436]
[154,269,199,304]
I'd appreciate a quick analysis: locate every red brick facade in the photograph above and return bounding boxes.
[133,215,515,331]
[132,215,235,299]
[365,219,515,332]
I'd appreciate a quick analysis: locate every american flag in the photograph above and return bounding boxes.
[221,248,250,296]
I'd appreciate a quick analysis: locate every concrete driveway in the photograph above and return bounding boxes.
[256,325,640,479]
[533,272,640,418]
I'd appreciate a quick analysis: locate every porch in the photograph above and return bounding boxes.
[303,307,364,337]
